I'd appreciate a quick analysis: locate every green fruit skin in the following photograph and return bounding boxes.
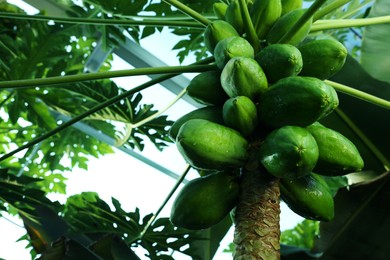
[299,39,348,80]
[213,2,228,20]
[280,173,334,221]
[169,106,224,141]
[255,43,303,83]
[222,96,259,137]
[176,119,249,170]
[259,125,319,179]
[266,8,312,46]
[225,0,245,35]
[187,70,229,106]
[214,36,254,69]
[250,0,282,39]
[170,171,239,230]
[258,76,339,128]
[220,57,268,101]
[281,0,303,15]
[204,20,239,53]
[307,122,364,176]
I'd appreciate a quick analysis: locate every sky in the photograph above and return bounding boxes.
[0,1,304,259]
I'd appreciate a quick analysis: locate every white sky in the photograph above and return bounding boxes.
[0,1,304,259]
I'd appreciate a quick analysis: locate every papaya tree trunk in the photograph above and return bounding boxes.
[233,168,281,260]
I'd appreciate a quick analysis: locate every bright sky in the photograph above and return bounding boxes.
[0,1,304,259]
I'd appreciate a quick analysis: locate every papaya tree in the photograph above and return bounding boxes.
[0,0,389,259]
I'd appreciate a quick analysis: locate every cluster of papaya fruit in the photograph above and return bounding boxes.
[169,0,364,230]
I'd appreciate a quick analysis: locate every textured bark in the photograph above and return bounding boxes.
[233,168,281,260]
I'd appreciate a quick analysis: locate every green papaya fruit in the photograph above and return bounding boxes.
[187,70,229,106]
[259,125,319,179]
[225,0,245,35]
[255,43,303,83]
[280,173,334,221]
[299,38,348,80]
[169,106,224,141]
[250,0,282,39]
[170,171,239,230]
[213,2,228,20]
[220,57,268,101]
[266,8,312,46]
[214,36,254,69]
[204,20,240,53]
[281,0,303,15]
[258,76,339,128]
[176,119,249,170]
[222,96,258,137]
[307,122,364,176]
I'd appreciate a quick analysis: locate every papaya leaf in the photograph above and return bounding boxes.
[361,0,390,83]
[312,172,390,260]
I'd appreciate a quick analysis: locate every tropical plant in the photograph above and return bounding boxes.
[0,0,389,259]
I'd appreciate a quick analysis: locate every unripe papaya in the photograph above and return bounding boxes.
[187,70,229,106]
[204,20,239,53]
[281,0,303,15]
[266,8,312,46]
[250,0,282,40]
[213,2,228,20]
[255,43,303,83]
[214,36,254,69]
[222,96,258,137]
[280,173,334,221]
[307,122,364,176]
[176,119,249,170]
[258,76,339,128]
[299,38,348,80]
[169,106,224,141]
[225,0,245,35]
[170,171,239,230]
[259,125,319,179]
[220,57,268,101]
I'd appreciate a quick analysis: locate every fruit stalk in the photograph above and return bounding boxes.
[238,0,260,52]
[233,169,281,260]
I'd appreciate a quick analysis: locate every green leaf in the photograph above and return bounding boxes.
[361,0,390,83]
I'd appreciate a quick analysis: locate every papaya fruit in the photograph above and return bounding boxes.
[307,122,364,175]
[220,57,268,101]
[176,119,249,170]
[259,125,319,179]
[187,70,229,106]
[255,43,303,83]
[281,0,303,15]
[214,36,254,69]
[225,0,245,35]
[250,0,282,39]
[299,38,348,80]
[170,171,239,230]
[280,173,334,221]
[213,2,228,20]
[258,76,339,128]
[169,106,224,141]
[222,96,258,137]
[204,20,239,53]
[266,8,312,46]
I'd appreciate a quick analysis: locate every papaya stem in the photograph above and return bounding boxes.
[334,109,390,171]
[233,168,281,259]
[238,0,260,53]
[325,80,390,110]
[138,164,191,241]
[0,11,204,28]
[0,64,217,89]
[311,15,390,32]
[313,0,353,21]
[278,0,327,44]
[162,0,211,26]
